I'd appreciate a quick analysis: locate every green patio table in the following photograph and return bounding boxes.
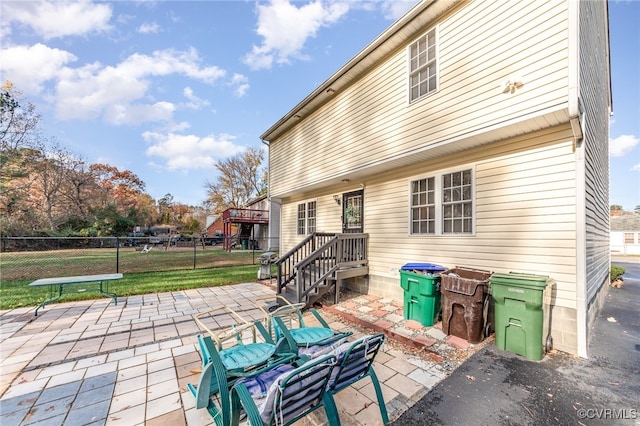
[29,273,122,316]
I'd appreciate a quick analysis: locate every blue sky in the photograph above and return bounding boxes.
[1,0,638,211]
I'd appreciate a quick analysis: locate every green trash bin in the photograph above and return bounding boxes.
[400,263,446,327]
[490,272,551,361]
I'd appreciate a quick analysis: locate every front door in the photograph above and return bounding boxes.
[342,190,363,233]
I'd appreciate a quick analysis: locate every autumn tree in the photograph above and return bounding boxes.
[28,141,81,231]
[89,163,146,208]
[205,147,267,212]
[0,82,42,232]
[0,81,40,153]
[0,83,160,236]
[157,193,174,224]
[60,159,96,221]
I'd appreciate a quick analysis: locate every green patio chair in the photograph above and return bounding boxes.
[324,333,389,424]
[188,333,299,426]
[255,295,352,354]
[231,354,339,426]
[194,305,295,374]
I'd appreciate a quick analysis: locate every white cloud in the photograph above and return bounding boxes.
[182,87,210,110]
[142,131,245,170]
[229,74,250,98]
[104,101,175,126]
[243,0,349,70]
[0,43,77,95]
[54,48,225,124]
[610,134,640,157]
[1,0,112,40]
[138,22,161,34]
[632,163,640,172]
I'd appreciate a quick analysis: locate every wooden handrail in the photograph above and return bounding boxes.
[276,233,369,304]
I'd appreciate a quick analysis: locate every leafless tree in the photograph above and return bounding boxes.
[205,147,267,211]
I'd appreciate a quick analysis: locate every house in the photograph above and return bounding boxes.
[261,0,611,357]
[204,214,224,237]
[610,214,640,255]
[221,195,270,251]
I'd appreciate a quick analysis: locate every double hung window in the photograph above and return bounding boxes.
[410,169,473,235]
[297,201,317,235]
[409,27,437,102]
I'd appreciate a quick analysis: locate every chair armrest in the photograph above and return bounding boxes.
[232,383,264,426]
[254,321,274,345]
[309,308,331,328]
[272,316,298,353]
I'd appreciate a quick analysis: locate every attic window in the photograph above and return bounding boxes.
[409,27,438,102]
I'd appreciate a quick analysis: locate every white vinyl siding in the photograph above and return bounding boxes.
[269,0,569,197]
[579,0,610,307]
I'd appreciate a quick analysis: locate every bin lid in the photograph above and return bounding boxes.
[401,263,447,273]
[490,272,548,289]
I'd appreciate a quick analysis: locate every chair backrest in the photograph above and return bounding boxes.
[234,354,337,426]
[328,333,385,392]
[254,295,307,340]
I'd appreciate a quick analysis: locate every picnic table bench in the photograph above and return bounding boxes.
[29,273,123,316]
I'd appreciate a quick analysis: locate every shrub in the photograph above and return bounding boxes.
[610,265,625,282]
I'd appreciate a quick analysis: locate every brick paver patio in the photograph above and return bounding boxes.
[0,282,483,425]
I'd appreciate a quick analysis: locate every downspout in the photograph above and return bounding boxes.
[568,0,588,359]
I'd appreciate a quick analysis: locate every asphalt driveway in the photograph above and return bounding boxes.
[392,260,640,426]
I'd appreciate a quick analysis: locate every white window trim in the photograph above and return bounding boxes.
[408,165,476,236]
[296,199,318,235]
[406,25,440,105]
[306,200,317,234]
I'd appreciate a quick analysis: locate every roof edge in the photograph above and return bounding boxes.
[260,0,460,142]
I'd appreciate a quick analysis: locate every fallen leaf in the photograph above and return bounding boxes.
[607,317,617,323]
[547,393,553,398]
[466,375,476,381]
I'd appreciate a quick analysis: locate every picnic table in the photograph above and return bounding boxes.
[29,273,123,316]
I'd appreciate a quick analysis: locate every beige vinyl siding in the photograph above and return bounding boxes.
[269,0,570,197]
[579,0,610,306]
[280,196,343,251]
[364,126,578,309]
[277,126,579,308]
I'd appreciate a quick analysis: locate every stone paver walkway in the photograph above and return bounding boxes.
[0,283,485,425]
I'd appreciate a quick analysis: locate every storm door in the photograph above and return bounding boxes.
[342,190,363,233]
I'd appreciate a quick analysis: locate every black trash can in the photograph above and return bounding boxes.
[440,267,492,343]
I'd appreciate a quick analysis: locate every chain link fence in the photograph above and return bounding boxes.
[0,237,279,283]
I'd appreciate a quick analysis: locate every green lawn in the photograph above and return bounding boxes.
[0,247,274,310]
[0,265,262,311]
